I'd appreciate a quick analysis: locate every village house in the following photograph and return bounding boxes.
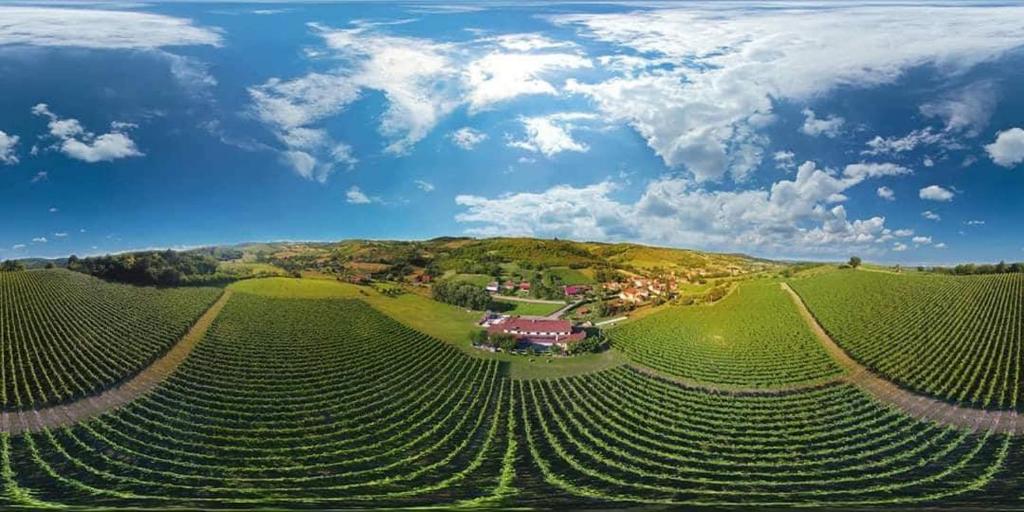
[563,284,590,297]
[619,287,650,303]
[485,281,500,293]
[486,317,586,348]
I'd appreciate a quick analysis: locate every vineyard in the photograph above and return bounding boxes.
[0,271,1022,508]
[608,282,842,388]
[791,271,1024,411]
[0,293,513,508]
[0,270,220,410]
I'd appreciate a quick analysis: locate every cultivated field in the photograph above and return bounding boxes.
[791,271,1024,410]
[1,267,1023,508]
[609,281,842,388]
[0,270,220,410]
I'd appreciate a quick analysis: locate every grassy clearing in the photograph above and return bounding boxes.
[546,266,595,285]
[491,298,563,317]
[229,277,625,379]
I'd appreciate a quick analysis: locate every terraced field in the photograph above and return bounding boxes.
[0,293,513,508]
[0,270,221,410]
[791,271,1024,411]
[609,282,842,388]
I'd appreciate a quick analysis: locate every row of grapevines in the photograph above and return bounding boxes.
[0,269,220,410]
[791,270,1024,410]
[609,281,841,387]
[515,366,1012,507]
[0,293,512,508]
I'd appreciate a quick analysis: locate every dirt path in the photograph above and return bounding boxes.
[781,282,1022,434]
[0,290,233,435]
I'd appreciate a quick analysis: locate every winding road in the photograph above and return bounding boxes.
[0,290,233,435]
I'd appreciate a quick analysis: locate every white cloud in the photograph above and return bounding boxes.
[842,162,912,181]
[30,171,48,183]
[893,242,908,252]
[934,242,947,249]
[922,210,941,221]
[0,7,221,49]
[414,180,435,192]
[862,127,952,156]
[965,219,985,226]
[48,207,58,213]
[800,109,845,138]
[53,232,68,238]
[32,237,47,244]
[985,127,1024,168]
[919,185,954,202]
[507,112,598,157]
[250,24,590,178]
[773,150,795,171]
[555,5,1024,181]
[464,51,591,112]
[455,160,910,256]
[31,104,142,163]
[919,81,997,136]
[877,186,895,201]
[0,130,19,165]
[11,244,26,250]
[346,186,372,204]
[912,236,932,245]
[450,127,487,150]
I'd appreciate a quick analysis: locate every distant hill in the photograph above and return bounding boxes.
[228,237,779,281]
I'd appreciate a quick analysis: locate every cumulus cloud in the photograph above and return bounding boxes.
[450,127,487,150]
[31,104,142,163]
[507,112,598,157]
[800,109,845,138]
[0,130,19,165]
[32,237,47,244]
[0,6,222,49]
[919,185,954,201]
[456,160,913,256]
[346,186,373,204]
[554,5,1024,181]
[893,242,908,252]
[877,186,895,201]
[773,150,796,171]
[912,236,932,245]
[985,127,1024,168]
[464,51,591,112]
[922,210,941,221]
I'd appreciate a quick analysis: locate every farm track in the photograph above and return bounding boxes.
[0,290,233,435]
[782,282,1024,434]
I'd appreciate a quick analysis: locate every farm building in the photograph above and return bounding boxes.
[486,317,586,347]
[564,285,590,297]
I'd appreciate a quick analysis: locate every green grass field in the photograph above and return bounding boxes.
[491,298,563,317]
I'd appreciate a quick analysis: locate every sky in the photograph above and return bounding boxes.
[1,1,1023,265]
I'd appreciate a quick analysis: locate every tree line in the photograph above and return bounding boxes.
[67,250,235,286]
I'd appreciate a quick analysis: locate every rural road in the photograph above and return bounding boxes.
[0,290,233,435]
[781,282,1023,434]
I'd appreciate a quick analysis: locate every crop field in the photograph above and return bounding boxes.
[608,282,842,388]
[2,270,1024,509]
[791,271,1024,410]
[0,293,514,508]
[515,366,1016,508]
[0,270,220,410]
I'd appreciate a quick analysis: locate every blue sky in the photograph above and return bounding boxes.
[1,1,1023,264]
